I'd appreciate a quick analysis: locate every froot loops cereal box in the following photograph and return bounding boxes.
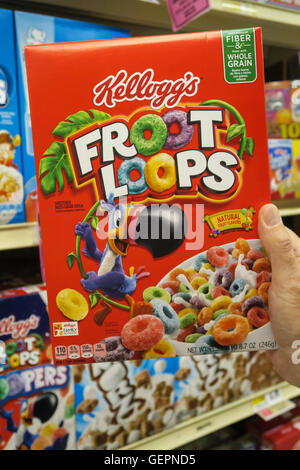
[25,28,274,366]
[0,284,52,374]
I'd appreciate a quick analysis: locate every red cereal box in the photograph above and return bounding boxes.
[25,28,274,366]
[260,417,300,450]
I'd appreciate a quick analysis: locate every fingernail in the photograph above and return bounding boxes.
[261,204,282,227]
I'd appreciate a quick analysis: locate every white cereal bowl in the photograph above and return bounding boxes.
[157,239,276,356]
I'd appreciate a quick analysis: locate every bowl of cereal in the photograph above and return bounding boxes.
[0,164,24,224]
[151,238,274,356]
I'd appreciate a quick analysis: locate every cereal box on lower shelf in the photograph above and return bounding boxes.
[0,363,75,450]
[25,27,273,365]
[0,285,76,450]
[260,416,300,450]
[0,284,51,374]
[74,353,281,450]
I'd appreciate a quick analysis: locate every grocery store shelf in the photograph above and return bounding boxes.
[18,0,300,49]
[274,199,300,217]
[121,382,300,450]
[0,222,39,251]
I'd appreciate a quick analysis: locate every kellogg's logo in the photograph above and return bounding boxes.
[93,68,201,109]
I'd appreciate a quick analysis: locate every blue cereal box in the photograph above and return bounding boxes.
[14,10,130,222]
[268,139,293,199]
[0,284,51,375]
[0,364,75,450]
[0,284,76,450]
[0,9,25,224]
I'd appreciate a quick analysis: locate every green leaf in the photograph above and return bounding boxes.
[67,252,77,269]
[89,291,101,308]
[245,137,255,156]
[29,333,45,351]
[52,109,111,138]
[39,142,73,195]
[90,216,99,230]
[226,124,245,142]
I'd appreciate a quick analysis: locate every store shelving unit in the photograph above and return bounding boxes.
[274,199,300,217]
[0,222,39,251]
[121,382,300,450]
[18,0,300,49]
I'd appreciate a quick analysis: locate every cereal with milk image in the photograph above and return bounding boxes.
[154,237,272,356]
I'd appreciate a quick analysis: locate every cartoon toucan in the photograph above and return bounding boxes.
[75,194,187,300]
[17,393,68,450]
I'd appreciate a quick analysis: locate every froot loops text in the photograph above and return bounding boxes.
[67,105,242,202]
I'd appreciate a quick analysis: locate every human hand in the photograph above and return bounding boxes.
[75,222,92,239]
[258,203,300,387]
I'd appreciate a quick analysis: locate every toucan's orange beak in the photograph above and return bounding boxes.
[107,206,132,256]
[21,401,34,426]
[108,232,129,256]
[107,205,146,256]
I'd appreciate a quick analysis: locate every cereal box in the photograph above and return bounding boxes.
[14,10,130,222]
[293,139,300,199]
[266,80,300,139]
[268,138,300,199]
[0,285,76,450]
[0,363,75,450]
[0,284,51,375]
[0,9,25,224]
[268,139,293,199]
[74,353,281,449]
[260,416,300,450]
[25,28,274,366]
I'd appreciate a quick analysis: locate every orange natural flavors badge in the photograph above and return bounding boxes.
[204,206,255,237]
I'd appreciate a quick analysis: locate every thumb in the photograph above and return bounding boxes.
[258,204,298,276]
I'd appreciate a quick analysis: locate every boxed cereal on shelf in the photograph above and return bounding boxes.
[25,28,273,366]
[0,284,51,375]
[0,9,25,224]
[292,139,300,199]
[0,363,75,450]
[265,80,300,139]
[268,138,300,200]
[268,139,293,199]
[260,416,300,450]
[0,284,76,450]
[14,10,130,222]
[74,353,281,449]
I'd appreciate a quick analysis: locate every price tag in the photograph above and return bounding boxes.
[252,389,283,412]
[257,400,296,422]
[140,0,161,3]
[166,0,211,32]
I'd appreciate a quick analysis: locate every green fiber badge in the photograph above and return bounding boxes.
[222,28,257,84]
